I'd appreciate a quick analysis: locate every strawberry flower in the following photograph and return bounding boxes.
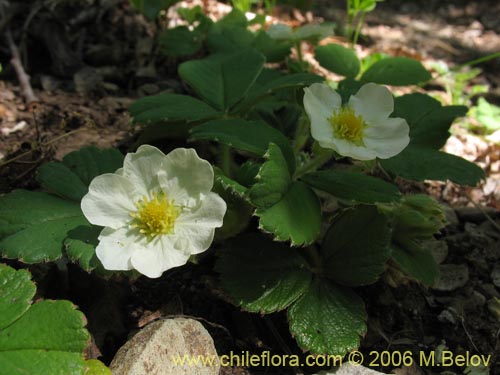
[81,145,226,278]
[304,82,410,160]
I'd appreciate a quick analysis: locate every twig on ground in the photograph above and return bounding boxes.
[464,190,500,234]
[5,28,39,104]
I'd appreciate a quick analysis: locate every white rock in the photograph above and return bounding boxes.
[317,362,387,375]
[110,318,220,375]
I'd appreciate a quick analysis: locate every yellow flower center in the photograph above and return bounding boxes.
[328,106,366,146]
[130,192,180,239]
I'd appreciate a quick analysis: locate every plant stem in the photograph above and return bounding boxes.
[292,115,310,152]
[293,147,335,179]
[352,11,366,46]
[219,144,232,177]
[302,246,323,275]
[295,40,304,63]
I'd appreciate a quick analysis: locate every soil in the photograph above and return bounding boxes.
[0,0,499,374]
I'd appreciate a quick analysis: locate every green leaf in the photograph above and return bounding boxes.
[475,97,500,132]
[190,119,295,172]
[256,181,321,246]
[391,243,439,286]
[394,94,467,149]
[85,360,112,375]
[0,190,86,262]
[214,167,247,197]
[0,264,89,375]
[64,224,101,271]
[0,265,35,330]
[213,168,252,240]
[321,206,391,286]
[301,170,401,204]
[361,57,431,86]
[0,190,87,263]
[252,31,292,63]
[216,234,311,313]
[37,146,124,201]
[178,50,265,111]
[261,72,324,93]
[130,0,180,19]
[392,93,441,125]
[206,25,254,54]
[380,146,485,186]
[129,93,220,124]
[288,279,366,355]
[159,26,203,57]
[315,44,360,78]
[248,143,291,208]
[61,146,124,187]
[37,163,88,202]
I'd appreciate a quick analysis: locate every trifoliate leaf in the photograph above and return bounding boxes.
[190,119,295,172]
[288,279,366,355]
[216,234,311,313]
[37,146,124,202]
[301,170,401,204]
[315,44,360,79]
[256,181,321,246]
[179,50,265,111]
[0,264,89,375]
[0,190,87,263]
[380,146,485,186]
[321,206,391,286]
[129,93,220,124]
[391,243,439,286]
[248,143,291,209]
[361,57,431,86]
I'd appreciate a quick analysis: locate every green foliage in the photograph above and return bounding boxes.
[190,119,295,171]
[315,44,361,78]
[0,264,90,375]
[288,279,366,355]
[1,147,123,269]
[216,234,312,313]
[473,97,500,133]
[37,146,124,201]
[248,143,291,208]
[130,0,180,19]
[0,190,87,263]
[301,170,401,204]
[384,195,446,285]
[381,93,485,185]
[256,181,321,246]
[321,206,391,286]
[361,57,432,86]
[129,93,220,124]
[179,50,265,111]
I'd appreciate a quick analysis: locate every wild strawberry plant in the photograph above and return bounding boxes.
[0,5,486,373]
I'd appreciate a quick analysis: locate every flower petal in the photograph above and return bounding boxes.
[304,83,341,126]
[176,192,226,228]
[130,239,189,278]
[310,116,335,146]
[364,117,411,159]
[81,173,137,229]
[161,148,215,201]
[96,227,138,271]
[173,226,216,255]
[348,83,394,122]
[330,138,378,160]
[122,145,167,195]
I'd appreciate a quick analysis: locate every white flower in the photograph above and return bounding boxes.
[303,82,410,160]
[81,145,227,278]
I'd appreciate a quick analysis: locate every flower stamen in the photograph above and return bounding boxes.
[130,192,179,239]
[328,106,366,146]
